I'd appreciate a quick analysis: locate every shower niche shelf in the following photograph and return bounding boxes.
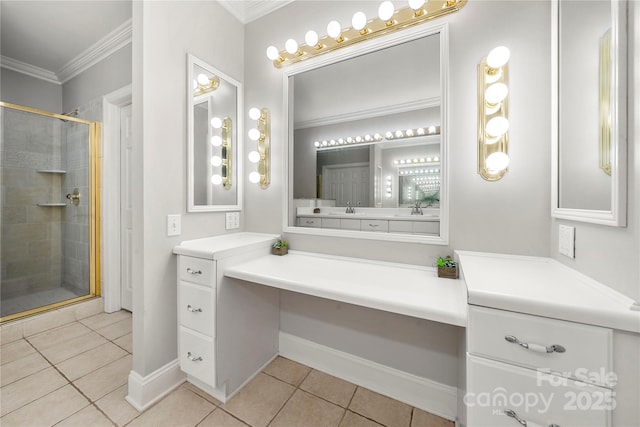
[37,169,67,174]
[37,203,67,207]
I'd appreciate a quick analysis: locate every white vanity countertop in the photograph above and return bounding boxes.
[173,232,279,260]
[224,251,468,327]
[458,251,640,333]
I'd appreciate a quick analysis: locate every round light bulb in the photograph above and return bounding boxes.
[378,1,395,21]
[210,156,222,167]
[406,129,414,137]
[249,171,261,184]
[210,117,222,128]
[485,116,510,139]
[314,141,320,147]
[485,83,509,105]
[305,30,319,47]
[249,107,261,121]
[285,38,298,55]
[327,20,341,39]
[386,131,393,138]
[428,126,436,134]
[266,45,280,61]
[395,130,403,138]
[248,128,261,141]
[486,152,510,173]
[408,0,426,11]
[211,174,223,185]
[248,151,260,163]
[487,46,510,69]
[210,136,222,147]
[197,73,209,86]
[352,11,367,31]
[374,133,382,140]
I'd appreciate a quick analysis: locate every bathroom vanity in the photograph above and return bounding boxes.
[173,233,639,426]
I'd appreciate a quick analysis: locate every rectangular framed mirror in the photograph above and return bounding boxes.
[283,23,449,244]
[187,54,243,212]
[551,0,627,226]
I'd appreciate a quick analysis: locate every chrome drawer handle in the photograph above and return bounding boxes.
[305,220,314,224]
[505,409,560,427]
[368,223,379,227]
[505,335,566,353]
[187,352,202,362]
[186,268,202,275]
[186,305,202,313]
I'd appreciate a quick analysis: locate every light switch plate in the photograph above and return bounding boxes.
[226,212,240,230]
[167,214,181,236]
[558,224,575,258]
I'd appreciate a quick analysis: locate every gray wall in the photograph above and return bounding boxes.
[131,0,244,376]
[1,68,62,113]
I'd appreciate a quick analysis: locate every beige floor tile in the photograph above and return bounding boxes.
[95,317,132,341]
[39,331,108,364]
[73,298,104,320]
[56,342,128,381]
[340,411,385,427]
[27,322,92,351]
[113,332,132,353]
[56,404,114,427]
[95,384,140,427]
[270,389,345,427]
[410,408,454,427]
[0,384,88,426]
[197,408,249,427]
[221,373,295,427]
[22,308,76,337]
[0,366,67,416]
[73,354,132,401]
[349,388,412,427]
[0,321,23,344]
[262,356,312,386]
[1,338,36,365]
[79,310,131,331]
[127,386,215,427]
[300,369,357,408]
[182,381,222,406]
[1,351,50,386]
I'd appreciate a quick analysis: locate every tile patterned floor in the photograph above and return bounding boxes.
[1,310,453,427]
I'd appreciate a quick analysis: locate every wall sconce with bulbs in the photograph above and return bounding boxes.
[193,73,220,96]
[478,46,510,181]
[265,0,467,68]
[247,107,271,189]
[210,116,232,189]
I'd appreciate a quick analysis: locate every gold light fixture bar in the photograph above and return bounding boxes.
[268,0,467,68]
[194,74,220,97]
[248,107,271,189]
[221,117,232,189]
[599,29,612,176]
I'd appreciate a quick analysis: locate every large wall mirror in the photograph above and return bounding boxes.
[551,0,627,226]
[283,24,449,244]
[187,54,243,212]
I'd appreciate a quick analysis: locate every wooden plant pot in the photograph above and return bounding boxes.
[271,247,288,256]
[437,266,458,279]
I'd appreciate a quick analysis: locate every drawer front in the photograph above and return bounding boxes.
[467,355,611,427]
[298,217,321,228]
[341,219,361,230]
[321,218,341,228]
[388,220,412,233]
[179,256,214,287]
[361,219,389,232]
[412,221,439,234]
[179,327,215,386]
[468,306,612,386]
[179,282,214,337]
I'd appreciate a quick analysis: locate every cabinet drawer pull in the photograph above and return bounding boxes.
[306,220,314,224]
[504,409,560,427]
[368,223,379,227]
[186,268,202,275]
[186,304,202,313]
[505,335,566,353]
[187,352,202,362]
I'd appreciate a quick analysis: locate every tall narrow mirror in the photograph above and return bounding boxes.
[188,54,242,212]
[551,0,627,226]
[284,24,449,244]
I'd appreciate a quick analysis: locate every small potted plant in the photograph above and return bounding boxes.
[437,256,458,279]
[272,239,289,256]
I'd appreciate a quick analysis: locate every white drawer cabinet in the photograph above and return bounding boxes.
[179,282,214,337]
[179,327,215,384]
[361,219,389,232]
[297,217,321,228]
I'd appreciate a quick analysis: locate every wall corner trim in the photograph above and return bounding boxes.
[125,359,186,412]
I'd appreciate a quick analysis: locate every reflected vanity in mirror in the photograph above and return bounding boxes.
[551,0,627,226]
[187,54,243,212]
[284,24,449,244]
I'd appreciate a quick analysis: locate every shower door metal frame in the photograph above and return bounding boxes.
[0,102,102,323]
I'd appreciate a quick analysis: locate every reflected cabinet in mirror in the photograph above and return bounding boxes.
[188,54,243,212]
[284,24,449,244]
[551,0,627,226]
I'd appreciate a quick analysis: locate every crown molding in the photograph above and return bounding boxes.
[1,18,131,85]
[294,98,441,130]
[217,0,294,24]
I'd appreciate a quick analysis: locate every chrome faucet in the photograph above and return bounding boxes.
[345,201,355,214]
[410,201,423,215]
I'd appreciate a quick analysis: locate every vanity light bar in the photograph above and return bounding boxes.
[315,125,439,151]
[266,0,467,68]
[385,175,393,198]
[399,169,440,175]
[393,157,440,165]
[193,73,220,97]
[385,125,440,140]
[247,107,271,189]
[210,117,232,189]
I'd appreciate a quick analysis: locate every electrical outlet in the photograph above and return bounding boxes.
[558,224,575,258]
[226,212,240,230]
[167,214,181,236]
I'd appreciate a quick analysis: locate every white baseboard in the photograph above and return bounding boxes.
[279,332,458,422]
[126,359,186,412]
